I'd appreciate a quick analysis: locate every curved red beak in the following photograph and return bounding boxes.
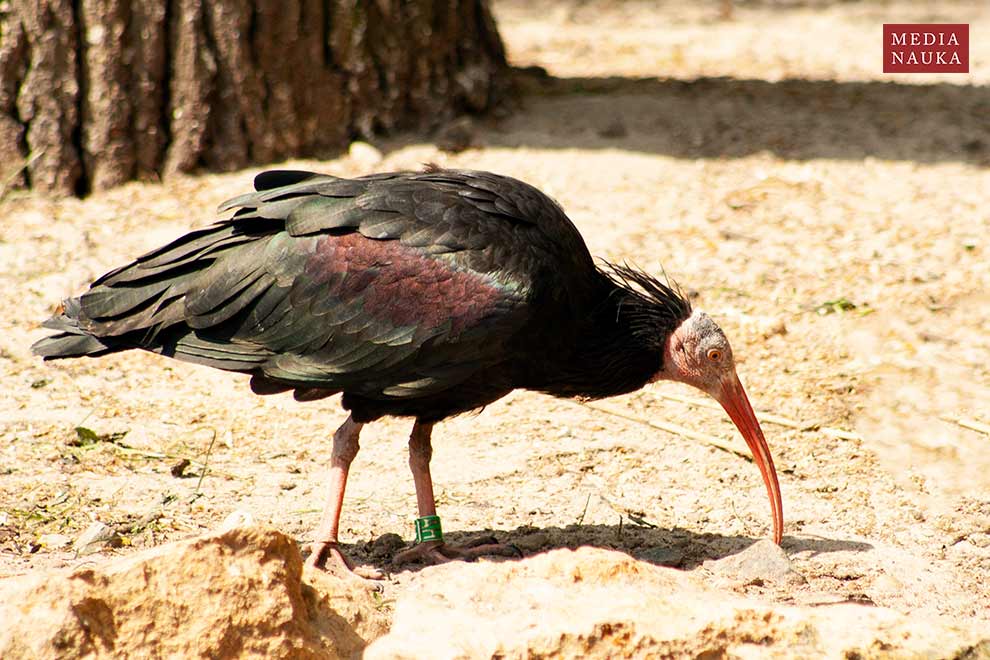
[715,372,784,544]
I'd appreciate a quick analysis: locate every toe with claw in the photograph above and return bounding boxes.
[305,540,385,581]
[393,537,522,566]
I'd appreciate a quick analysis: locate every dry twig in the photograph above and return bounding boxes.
[578,400,752,461]
[941,415,990,437]
[194,430,219,497]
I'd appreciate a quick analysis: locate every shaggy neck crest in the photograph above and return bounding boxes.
[601,262,693,349]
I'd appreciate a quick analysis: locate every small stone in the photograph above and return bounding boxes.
[871,572,904,593]
[37,533,71,550]
[216,509,254,532]
[349,141,383,168]
[967,532,990,548]
[762,319,788,339]
[637,546,684,567]
[127,510,163,534]
[517,64,550,79]
[74,521,122,555]
[279,481,297,491]
[704,539,806,586]
[513,531,550,553]
[368,533,406,559]
[170,458,191,478]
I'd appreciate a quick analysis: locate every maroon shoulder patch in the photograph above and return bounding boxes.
[306,234,509,335]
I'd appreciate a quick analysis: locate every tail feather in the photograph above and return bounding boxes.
[31,214,282,368]
[32,300,118,358]
[32,332,114,358]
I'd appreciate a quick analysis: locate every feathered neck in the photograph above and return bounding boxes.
[539,264,692,399]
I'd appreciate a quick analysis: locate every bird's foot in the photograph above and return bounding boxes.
[392,536,522,567]
[305,540,385,581]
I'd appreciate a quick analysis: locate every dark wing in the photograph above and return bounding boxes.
[34,169,596,410]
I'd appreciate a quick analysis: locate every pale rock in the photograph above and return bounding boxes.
[74,521,122,555]
[4,535,987,659]
[870,572,905,594]
[218,508,255,532]
[366,547,988,659]
[704,539,807,586]
[37,533,72,550]
[968,532,990,548]
[348,141,383,168]
[0,526,388,659]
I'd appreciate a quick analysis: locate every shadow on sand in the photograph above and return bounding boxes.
[382,70,990,167]
[328,522,874,575]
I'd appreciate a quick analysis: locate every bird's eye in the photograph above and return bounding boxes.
[707,349,722,362]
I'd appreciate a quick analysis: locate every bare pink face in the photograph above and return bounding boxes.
[659,311,783,544]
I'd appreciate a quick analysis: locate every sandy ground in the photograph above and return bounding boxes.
[2,0,989,630]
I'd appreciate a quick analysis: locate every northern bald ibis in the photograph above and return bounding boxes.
[33,168,783,576]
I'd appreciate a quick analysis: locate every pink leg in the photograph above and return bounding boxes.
[409,420,439,518]
[305,415,381,579]
[393,420,521,566]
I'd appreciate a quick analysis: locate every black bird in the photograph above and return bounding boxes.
[33,168,783,576]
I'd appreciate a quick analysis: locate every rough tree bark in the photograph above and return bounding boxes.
[0,0,506,196]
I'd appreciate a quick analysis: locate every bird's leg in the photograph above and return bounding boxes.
[392,421,521,566]
[409,420,439,520]
[305,415,382,579]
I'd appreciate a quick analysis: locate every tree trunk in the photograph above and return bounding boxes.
[0,0,506,196]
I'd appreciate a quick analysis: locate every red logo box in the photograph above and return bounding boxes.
[884,24,969,73]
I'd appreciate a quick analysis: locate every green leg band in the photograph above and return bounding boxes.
[415,515,443,543]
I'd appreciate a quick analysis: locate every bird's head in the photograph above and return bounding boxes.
[603,263,783,544]
[660,310,736,395]
[659,310,783,544]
